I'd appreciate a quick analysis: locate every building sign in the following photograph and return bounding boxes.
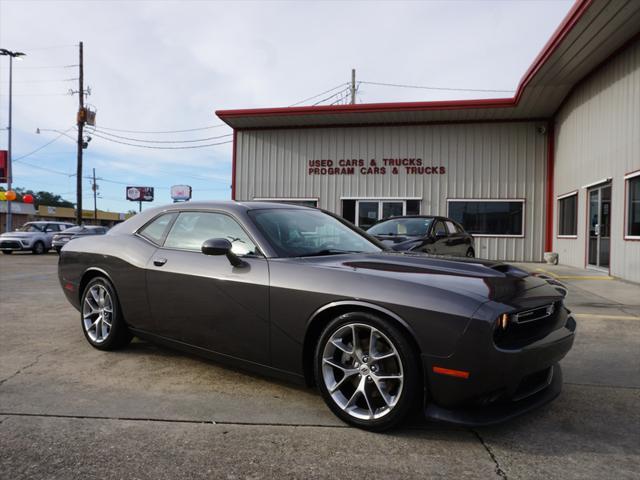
[0,150,7,183]
[307,158,446,176]
[170,184,192,201]
[126,186,154,202]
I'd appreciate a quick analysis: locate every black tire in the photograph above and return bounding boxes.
[32,241,45,255]
[80,276,133,351]
[2,250,12,255]
[466,248,475,258]
[314,311,420,431]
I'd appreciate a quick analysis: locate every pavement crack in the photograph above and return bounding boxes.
[0,349,57,388]
[471,429,508,480]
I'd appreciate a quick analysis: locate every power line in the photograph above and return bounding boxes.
[14,64,78,70]
[16,44,78,51]
[89,128,232,144]
[312,87,351,106]
[12,159,74,177]
[95,124,228,134]
[0,78,78,84]
[359,80,515,94]
[12,128,75,162]
[89,131,233,149]
[289,83,349,107]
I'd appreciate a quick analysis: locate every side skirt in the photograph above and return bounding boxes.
[129,328,307,386]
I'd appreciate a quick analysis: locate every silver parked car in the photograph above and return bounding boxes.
[0,221,76,254]
[52,225,108,253]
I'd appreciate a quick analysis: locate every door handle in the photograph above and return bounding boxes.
[153,258,167,267]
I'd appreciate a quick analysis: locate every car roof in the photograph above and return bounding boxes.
[109,200,313,235]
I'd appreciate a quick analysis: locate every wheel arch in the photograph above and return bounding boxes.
[302,301,423,387]
[78,267,115,304]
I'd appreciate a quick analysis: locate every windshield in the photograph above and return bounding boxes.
[249,208,382,257]
[62,226,85,234]
[367,218,434,237]
[16,223,45,233]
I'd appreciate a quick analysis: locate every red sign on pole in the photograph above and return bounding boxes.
[0,150,7,183]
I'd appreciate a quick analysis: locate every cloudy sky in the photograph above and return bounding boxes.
[0,0,573,213]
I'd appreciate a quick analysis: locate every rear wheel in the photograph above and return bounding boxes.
[81,277,132,350]
[32,241,45,255]
[315,312,420,431]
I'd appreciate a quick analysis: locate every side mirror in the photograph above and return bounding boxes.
[201,238,246,267]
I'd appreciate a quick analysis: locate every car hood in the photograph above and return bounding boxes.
[296,251,551,303]
[0,231,38,238]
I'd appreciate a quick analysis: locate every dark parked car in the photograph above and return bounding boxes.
[58,202,575,431]
[52,225,108,253]
[367,216,475,257]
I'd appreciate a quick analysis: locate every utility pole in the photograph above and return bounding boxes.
[350,68,356,104]
[76,41,84,226]
[91,167,97,222]
[0,48,26,232]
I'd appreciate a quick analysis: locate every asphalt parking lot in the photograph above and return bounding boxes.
[1,253,639,479]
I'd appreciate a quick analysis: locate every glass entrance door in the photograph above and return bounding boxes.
[587,184,611,270]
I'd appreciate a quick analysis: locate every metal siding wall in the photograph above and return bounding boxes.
[237,121,548,262]
[554,38,640,283]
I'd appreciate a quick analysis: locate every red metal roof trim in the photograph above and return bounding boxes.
[216,0,592,121]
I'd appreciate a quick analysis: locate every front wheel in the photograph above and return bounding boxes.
[32,241,45,255]
[2,250,12,255]
[466,248,475,258]
[81,277,132,350]
[315,312,420,431]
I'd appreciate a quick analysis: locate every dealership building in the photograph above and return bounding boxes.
[217,0,640,283]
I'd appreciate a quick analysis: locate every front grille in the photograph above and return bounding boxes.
[513,303,556,325]
[494,301,565,349]
[0,241,22,250]
[513,367,553,401]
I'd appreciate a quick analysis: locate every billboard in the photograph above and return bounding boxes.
[170,184,192,201]
[126,186,154,202]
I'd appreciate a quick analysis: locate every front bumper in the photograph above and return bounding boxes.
[0,239,29,251]
[425,363,563,426]
[421,308,576,426]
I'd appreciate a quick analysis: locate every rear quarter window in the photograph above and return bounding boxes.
[138,213,178,245]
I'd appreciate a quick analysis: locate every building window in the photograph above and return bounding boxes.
[627,173,640,239]
[447,199,524,236]
[253,198,318,208]
[558,192,578,237]
[341,199,422,229]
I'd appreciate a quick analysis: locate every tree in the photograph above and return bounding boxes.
[1,186,74,208]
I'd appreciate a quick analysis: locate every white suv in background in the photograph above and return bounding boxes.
[0,221,76,254]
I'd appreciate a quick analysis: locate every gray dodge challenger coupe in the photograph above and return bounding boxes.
[58,201,576,431]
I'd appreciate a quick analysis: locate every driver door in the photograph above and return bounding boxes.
[145,211,270,364]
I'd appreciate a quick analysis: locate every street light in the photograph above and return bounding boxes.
[0,48,26,232]
[36,127,91,148]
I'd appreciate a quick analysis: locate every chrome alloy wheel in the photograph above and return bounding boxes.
[321,323,404,421]
[82,284,113,344]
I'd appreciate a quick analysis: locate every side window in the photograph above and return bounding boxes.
[433,220,447,236]
[445,221,457,235]
[139,212,178,245]
[47,224,61,232]
[164,211,257,256]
